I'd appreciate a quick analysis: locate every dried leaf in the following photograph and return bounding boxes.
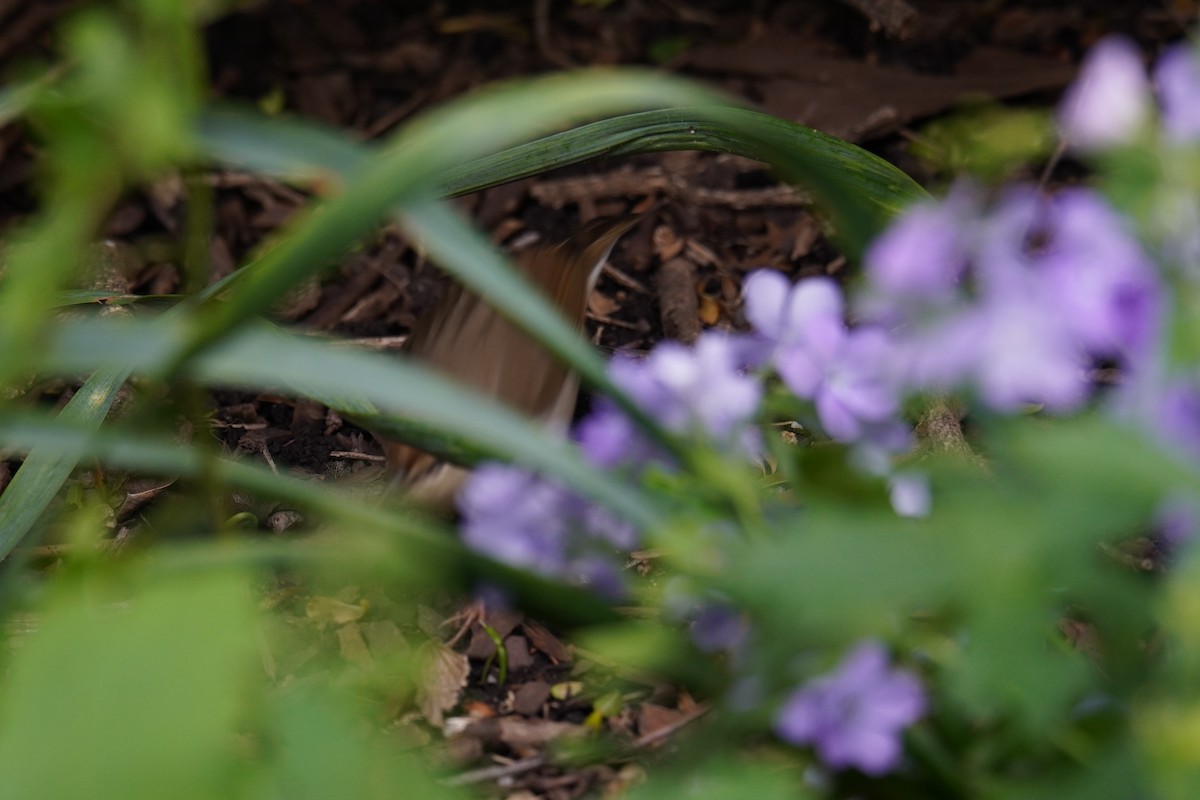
[495,716,585,750]
[304,596,368,627]
[417,641,470,727]
[336,621,374,670]
[523,620,572,664]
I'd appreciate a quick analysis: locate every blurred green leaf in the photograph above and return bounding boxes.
[913,105,1055,180]
[184,71,726,359]
[580,621,718,692]
[37,314,662,529]
[0,569,257,800]
[260,688,456,800]
[0,366,126,557]
[627,754,812,800]
[727,504,955,643]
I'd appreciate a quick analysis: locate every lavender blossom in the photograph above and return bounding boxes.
[457,464,639,593]
[690,603,749,654]
[970,288,1090,412]
[1156,495,1198,550]
[575,398,656,469]
[648,334,763,441]
[744,273,903,442]
[1035,190,1162,359]
[1155,44,1200,143]
[577,331,763,468]
[775,641,926,776]
[458,464,572,574]
[1058,36,1150,150]
[1150,377,1200,465]
[889,472,931,518]
[861,191,975,323]
[865,182,1162,412]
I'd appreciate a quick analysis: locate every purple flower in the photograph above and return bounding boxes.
[576,398,656,469]
[775,641,926,776]
[1109,358,1200,467]
[578,332,763,468]
[1151,377,1200,464]
[866,183,1161,413]
[1155,44,1200,143]
[1035,190,1162,359]
[458,464,571,573]
[690,604,749,654]
[648,334,763,441]
[1058,36,1150,150]
[862,192,975,323]
[744,270,843,350]
[1156,495,1198,549]
[889,472,931,518]
[745,273,902,442]
[971,289,1090,412]
[457,463,640,592]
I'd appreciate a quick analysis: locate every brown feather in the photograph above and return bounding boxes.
[382,215,639,509]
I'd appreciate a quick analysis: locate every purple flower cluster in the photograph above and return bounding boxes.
[744,271,903,443]
[458,331,762,589]
[1059,36,1200,149]
[775,641,926,775]
[458,463,637,595]
[860,184,1161,412]
[577,331,763,469]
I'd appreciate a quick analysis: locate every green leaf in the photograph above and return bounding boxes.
[0,366,127,558]
[184,70,727,358]
[261,688,458,800]
[40,315,662,529]
[0,569,257,800]
[627,754,812,800]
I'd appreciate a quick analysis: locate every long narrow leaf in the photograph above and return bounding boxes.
[199,105,927,260]
[0,366,126,552]
[183,71,727,359]
[435,106,927,248]
[43,315,663,529]
[0,408,625,623]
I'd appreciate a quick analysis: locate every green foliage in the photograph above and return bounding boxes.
[0,568,258,800]
[1,2,1190,799]
[912,104,1055,180]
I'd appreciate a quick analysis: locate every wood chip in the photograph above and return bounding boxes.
[522,620,572,664]
[651,225,685,261]
[512,680,552,716]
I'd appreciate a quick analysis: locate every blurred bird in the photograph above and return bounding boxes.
[382,214,640,509]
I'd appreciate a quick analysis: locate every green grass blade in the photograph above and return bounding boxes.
[43,315,663,529]
[199,105,926,261]
[182,70,727,359]
[0,366,126,554]
[436,106,928,250]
